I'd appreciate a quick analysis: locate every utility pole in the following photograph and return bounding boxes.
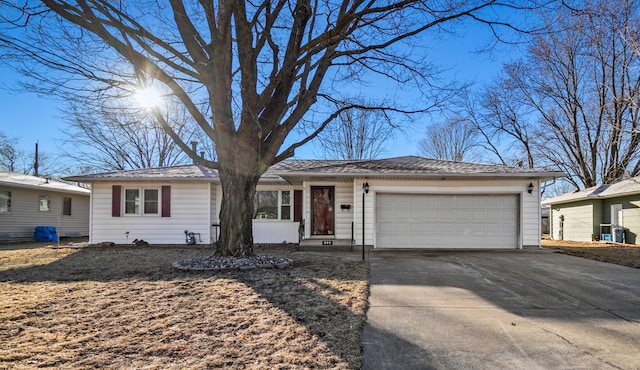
[34,141,39,177]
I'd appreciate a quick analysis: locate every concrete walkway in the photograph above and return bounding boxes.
[361,249,640,369]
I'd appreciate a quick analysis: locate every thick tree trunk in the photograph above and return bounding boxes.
[214,131,268,257]
[216,162,261,257]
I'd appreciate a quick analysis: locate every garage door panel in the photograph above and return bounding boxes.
[469,197,487,207]
[378,223,396,233]
[454,209,470,220]
[439,209,456,222]
[376,194,518,249]
[501,196,518,208]
[471,209,489,218]
[407,222,424,233]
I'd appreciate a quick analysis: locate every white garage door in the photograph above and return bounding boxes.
[376,194,519,249]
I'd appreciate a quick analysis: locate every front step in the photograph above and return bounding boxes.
[298,238,355,251]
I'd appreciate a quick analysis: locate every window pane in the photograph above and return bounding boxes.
[282,191,291,205]
[39,195,50,212]
[254,191,278,219]
[62,197,72,215]
[281,205,291,220]
[144,189,159,214]
[0,191,10,213]
[281,191,291,219]
[125,189,140,214]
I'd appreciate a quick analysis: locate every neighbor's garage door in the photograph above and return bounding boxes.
[376,194,519,249]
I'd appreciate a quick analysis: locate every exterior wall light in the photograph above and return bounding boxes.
[528,182,534,194]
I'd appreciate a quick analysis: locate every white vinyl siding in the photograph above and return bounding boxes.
[210,184,219,243]
[90,182,210,244]
[252,222,299,243]
[0,186,89,240]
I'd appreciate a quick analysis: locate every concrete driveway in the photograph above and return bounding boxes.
[362,249,640,369]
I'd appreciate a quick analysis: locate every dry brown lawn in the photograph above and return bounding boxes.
[0,242,369,369]
[542,239,640,269]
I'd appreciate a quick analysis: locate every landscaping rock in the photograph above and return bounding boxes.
[172,254,293,271]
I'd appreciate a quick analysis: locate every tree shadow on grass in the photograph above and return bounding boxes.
[235,255,369,368]
[0,245,369,368]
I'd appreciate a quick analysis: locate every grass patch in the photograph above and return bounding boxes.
[0,243,369,369]
[542,240,640,269]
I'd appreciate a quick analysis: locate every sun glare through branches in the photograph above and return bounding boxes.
[134,87,163,109]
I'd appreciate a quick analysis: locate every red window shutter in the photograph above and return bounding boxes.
[293,190,302,222]
[112,185,121,217]
[161,186,171,217]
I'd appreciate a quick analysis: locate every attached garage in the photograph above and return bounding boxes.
[376,193,520,249]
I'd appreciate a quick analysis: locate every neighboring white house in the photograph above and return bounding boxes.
[64,156,562,249]
[542,177,640,244]
[0,171,91,241]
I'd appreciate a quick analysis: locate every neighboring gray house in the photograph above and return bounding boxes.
[0,171,91,241]
[65,156,561,249]
[542,177,640,244]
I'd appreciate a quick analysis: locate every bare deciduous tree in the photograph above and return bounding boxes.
[315,105,394,160]
[0,130,66,177]
[418,116,480,162]
[1,0,542,256]
[0,130,23,172]
[473,0,640,188]
[61,99,215,172]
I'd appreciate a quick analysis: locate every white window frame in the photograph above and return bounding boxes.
[39,194,51,212]
[143,188,160,215]
[124,187,160,216]
[254,190,292,221]
[0,191,10,214]
[281,190,291,220]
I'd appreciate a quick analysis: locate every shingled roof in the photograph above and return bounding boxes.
[276,156,555,175]
[64,164,219,181]
[64,156,562,183]
[542,176,640,206]
[1,171,90,195]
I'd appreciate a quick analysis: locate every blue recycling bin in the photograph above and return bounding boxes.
[34,226,58,242]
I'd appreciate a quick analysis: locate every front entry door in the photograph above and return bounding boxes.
[311,186,335,236]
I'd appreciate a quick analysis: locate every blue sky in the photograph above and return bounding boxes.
[0,68,64,157]
[0,19,517,164]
